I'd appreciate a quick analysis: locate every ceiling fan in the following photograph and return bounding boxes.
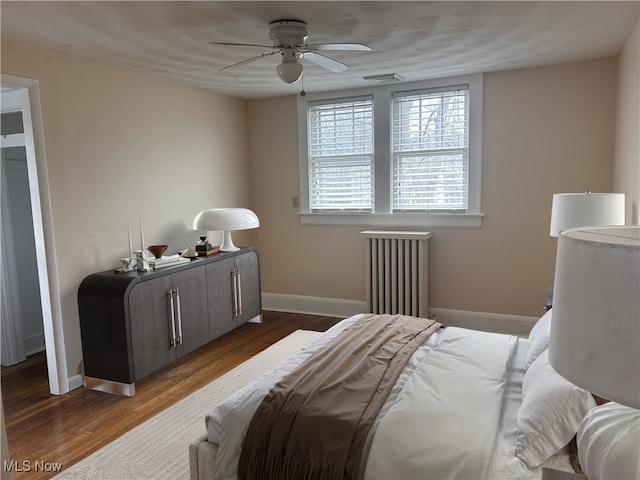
[211,19,372,84]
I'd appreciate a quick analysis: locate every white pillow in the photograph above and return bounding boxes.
[516,350,596,469]
[578,402,640,480]
[525,309,552,369]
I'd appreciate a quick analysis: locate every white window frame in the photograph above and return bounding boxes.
[307,96,374,211]
[297,74,484,228]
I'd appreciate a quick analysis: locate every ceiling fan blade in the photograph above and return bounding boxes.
[300,51,349,72]
[306,43,372,51]
[219,51,277,72]
[210,41,275,49]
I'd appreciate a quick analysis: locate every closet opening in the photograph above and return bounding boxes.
[1,76,67,396]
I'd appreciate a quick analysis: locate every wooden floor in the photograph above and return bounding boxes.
[1,311,340,480]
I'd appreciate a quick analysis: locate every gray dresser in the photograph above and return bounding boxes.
[78,248,261,396]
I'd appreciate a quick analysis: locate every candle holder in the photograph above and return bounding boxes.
[116,227,139,273]
[136,219,152,271]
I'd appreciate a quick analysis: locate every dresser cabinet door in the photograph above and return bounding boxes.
[206,257,235,339]
[129,276,176,380]
[172,266,209,357]
[235,250,261,324]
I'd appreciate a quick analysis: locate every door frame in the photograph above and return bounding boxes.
[2,73,68,395]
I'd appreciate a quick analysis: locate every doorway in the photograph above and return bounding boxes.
[1,75,68,395]
[1,95,45,365]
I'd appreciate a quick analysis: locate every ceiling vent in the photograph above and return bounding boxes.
[363,73,405,84]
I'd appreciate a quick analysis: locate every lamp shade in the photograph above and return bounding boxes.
[548,226,640,408]
[193,208,259,252]
[276,61,303,84]
[549,192,624,237]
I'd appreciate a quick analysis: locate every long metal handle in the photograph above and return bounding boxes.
[231,269,238,318]
[236,270,242,317]
[175,288,183,345]
[168,290,177,348]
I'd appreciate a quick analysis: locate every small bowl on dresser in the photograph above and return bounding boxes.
[147,244,169,258]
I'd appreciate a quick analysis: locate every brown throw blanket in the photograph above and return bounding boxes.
[238,314,442,480]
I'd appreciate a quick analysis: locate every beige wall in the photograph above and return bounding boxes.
[248,96,365,302]
[249,58,618,319]
[614,19,640,224]
[1,42,252,383]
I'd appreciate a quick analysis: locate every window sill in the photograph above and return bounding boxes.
[298,212,484,228]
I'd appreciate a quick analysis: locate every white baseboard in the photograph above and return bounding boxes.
[428,307,537,337]
[262,293,538,336]
[24,332,45,356]
[262,293,366,318]
[67,374,84,392]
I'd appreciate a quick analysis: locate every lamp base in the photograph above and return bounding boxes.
[219,230,240,252]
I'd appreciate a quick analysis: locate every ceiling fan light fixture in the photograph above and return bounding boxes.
[276,61,303,83]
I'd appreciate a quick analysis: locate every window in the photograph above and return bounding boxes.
[308,98,373,211]
[298,75,483,228]
[392,88,469,212]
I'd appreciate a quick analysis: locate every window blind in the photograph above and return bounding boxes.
[308,98,373,210]
[392,88,469,211]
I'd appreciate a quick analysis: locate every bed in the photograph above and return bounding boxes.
[189,310,596,480]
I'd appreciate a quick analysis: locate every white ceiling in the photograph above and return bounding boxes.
[1,1,638,99]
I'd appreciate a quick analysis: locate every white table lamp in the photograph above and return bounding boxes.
[549,226,640,479]
[193,208,260,252]
[549,226,639,406]
[549,192,625,237]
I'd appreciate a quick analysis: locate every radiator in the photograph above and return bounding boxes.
[361,231,432,318]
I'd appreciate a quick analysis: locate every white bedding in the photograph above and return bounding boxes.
[364,327,516,479]
[205,314,573,480]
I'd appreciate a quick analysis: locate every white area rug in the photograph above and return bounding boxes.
[53,329,321,480]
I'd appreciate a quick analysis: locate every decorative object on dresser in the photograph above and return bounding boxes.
[549,226,640,480]
[148,254,190,269]
[195,236,220,257]
[147,244,169,258]
[78,247,262,396]
[116,227,138,273]
[180,244,198,259]
[193,208,260,252]
[136,218,153,272]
